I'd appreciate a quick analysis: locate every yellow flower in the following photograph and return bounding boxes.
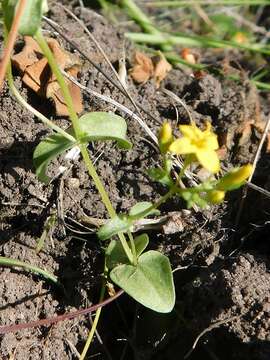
[159,122,173,153]
[169,122,220,173]
[217,164,253,190]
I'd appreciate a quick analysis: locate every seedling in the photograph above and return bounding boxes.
[1,0,252,357]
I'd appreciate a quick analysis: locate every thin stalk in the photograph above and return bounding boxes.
[127,231,137,265]
[80,146,134,264]
[126,32,270,55]
[144,0,270,6]
[79,283,106,360]
[35,29,134,264]
[0,0,27,91]
[129,187,176,221]
[120,0,171,51]
[0,256,58,284]
[35,29,82,139]
[6,64,76,143]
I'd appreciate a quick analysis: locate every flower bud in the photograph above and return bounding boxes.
[217,164,253,191]
[159,122,173,153]
[206,190,225,204]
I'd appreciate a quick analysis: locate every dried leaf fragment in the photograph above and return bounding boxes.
[129,51,154,83]
[12,36,42,72]
[11,36,83,116]
[181,48,196,65]
[153,52,172,88]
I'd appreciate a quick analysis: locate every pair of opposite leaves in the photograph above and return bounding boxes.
[12,36,83,116]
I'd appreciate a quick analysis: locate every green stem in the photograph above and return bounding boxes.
[177,156,192,182]
[79,283,106,360]
[0,256,58,285]
[126,32,270,55]
[35,29,82,139]
[127,231,137,265]
[35,29,134,265]
[80,146,134,264]
[144,0,269,6]
[6,64,76,143]
[120,0,171,51]
[129,187,176,221]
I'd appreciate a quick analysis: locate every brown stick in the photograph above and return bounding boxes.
[0,0,27,92]
[0,290,124,334]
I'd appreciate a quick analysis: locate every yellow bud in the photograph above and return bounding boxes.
[218,164,253,190]
[233,32,248,44]
[159,122,173,153]
[206,190,225,204]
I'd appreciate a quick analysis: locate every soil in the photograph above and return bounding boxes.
[1,1,270,359]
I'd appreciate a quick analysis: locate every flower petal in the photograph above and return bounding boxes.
[179,123,202,141]
[196,149,220,173]
[204,132,219,150]
[169,138,196,154]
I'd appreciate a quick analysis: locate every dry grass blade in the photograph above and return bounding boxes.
[162,88,194,123]
[54,3,162,130]
[235,116,270,227]
[42,15,161,127]
[62,70,158,143]
[184,315,241,359]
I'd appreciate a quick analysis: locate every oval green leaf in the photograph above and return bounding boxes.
[76,112,132,150]
[129,202,160,218]
[110,250,175,313]
[97,216,132,241]
[33,133,74,184]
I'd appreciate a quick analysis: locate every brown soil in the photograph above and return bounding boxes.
[1,2,270,359]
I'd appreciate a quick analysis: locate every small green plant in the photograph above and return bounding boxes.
[1,0,252,357]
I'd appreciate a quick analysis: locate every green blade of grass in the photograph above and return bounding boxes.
[143,1,270,7]
[0,256,59,285]
[126,32,270,55]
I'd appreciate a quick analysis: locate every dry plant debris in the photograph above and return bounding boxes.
[129,51,154,83]
[181,48,197,65]
[12,36,83,116]
[130,51,171,88]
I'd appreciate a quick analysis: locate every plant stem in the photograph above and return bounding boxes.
[0,0,27,92]
[0,256,58,285]
[35,30,82,139]
[80,146,134,264]
[120,0,171,51]
[129,187,176,221]
[144,0,269,6]
[35,29,134,264]
[127,231,137,265]
[79,283,106,360]
[126,32,270,55]
[6,64,76,143]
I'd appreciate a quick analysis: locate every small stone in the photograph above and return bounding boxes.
[65,177,80,189]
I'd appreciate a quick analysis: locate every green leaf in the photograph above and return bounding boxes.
[106,234,149,269]
[110,250,175,313]
[33,111,132,184]
[3,0,48,36]
[33,133,74,184]
[181,190,208,209]
[97,216,132,241]
[76,112,132,150]
[134,233,149,256]
[129,202,160,218]
[148,167,173,187]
